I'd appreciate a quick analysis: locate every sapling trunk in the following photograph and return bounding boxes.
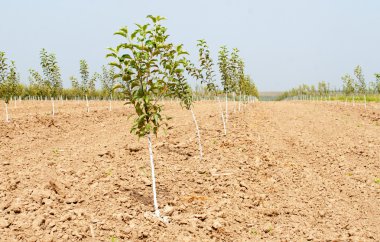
[225,93,228,124]
[190,107,203,160]
[86,95,89,112]
[147,133,160,217]
[51,98,55,116]
[233,92,236,113]
[5,102,9,122]
[238,92,241,112]
[364,95,367,109]
[109,94,112,111]
[218,97,227,135]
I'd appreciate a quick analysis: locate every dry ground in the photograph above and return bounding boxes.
[0,100,379,241]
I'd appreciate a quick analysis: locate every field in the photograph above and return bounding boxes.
[1,100,380,241]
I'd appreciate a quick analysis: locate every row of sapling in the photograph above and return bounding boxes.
[107,15,195,220]
[2,15,258,220]
[70,59,104,112]
[70,63,117,105]
[332,65,369,108]
[341,65,374,108]
[187,43,256,136]
[0,51,20,122]
[278,65,380,105]
[218,46,255,133]
[278,81,333,102]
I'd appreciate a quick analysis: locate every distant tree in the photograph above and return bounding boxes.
[0,52,8,85]
[70,76,80,90]
[318,81,328,96]
[40,49,62,97]
[1,60,20,103]
[89,72,99,93]
[374,73,380,94]
[310,85,316,96]
[28,69,46,96]
[229,48,240,93]
[354,65,366,94]
[218,46,232,93]
[79,59,90,95]
[341,74,355,96]
[236,57,245,94]
[243,75,258,97]
[29,69,44,86]
[101,65,116,98]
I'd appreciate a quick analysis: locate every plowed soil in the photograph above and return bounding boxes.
[1,100,379,241]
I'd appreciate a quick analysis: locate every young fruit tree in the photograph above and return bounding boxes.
[342,74,355,105]
[186,39,217,94]
[29,69,46,98]
[100,65,116,111]
[0,51,9,122]
[79,59,91,112]
[354,65,367,108]
[230,49,247,112]
[69,76,82,98]
[0,53,20,122]
[40,49,63,115]
[107,15,190,219]
[218,46,230,127]
[185,39,218,156]
[229,48,241,111]
[218,46,240,133]
[89,72,100,97]
[374,73,380,94]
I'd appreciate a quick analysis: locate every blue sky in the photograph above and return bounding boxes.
[1,0,379,91]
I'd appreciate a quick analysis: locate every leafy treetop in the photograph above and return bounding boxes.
[107,15,190,137]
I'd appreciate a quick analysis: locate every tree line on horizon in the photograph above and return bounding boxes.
[277,65,380,101]
[0,45,259,103]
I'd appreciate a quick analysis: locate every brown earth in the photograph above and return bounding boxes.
[0,100,379,241]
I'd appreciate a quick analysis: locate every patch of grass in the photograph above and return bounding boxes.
[110,236,119,242]
[375,178,380,184]
[139,166,148,177]
[105,169,113,177]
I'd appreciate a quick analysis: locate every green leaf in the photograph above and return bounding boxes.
[109,62,122,69]
[106,53,117,58]
[131,30,138,40]
[114,31,127,37]
[147,15,157,23]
